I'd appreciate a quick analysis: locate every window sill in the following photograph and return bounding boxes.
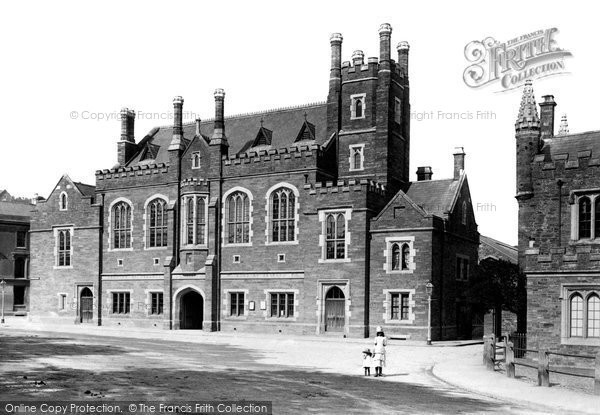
[53,266,73,270]
[224,315,248,320]
[145,246,168,251]
[387,270,414,275]
[265,317,298,322]
[265,241,299,246]
[108,248,134,252]
[319,258,351,264]
[383,319,415,325]
[561,337,600,346]
[349,168,365,172]
[223,243,253,248]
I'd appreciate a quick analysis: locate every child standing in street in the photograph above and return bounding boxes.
[361,348,372,376]
[373,326,387,377]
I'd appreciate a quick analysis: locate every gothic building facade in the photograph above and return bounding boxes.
[516,80,600,353]
[30,24,479,339]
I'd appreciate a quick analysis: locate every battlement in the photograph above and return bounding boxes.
[533,151,600,171]
[341,59,405,82]
[224,143,323,165]
[180,177,210,193]
[95,162,169,181]
[303,179,386,196]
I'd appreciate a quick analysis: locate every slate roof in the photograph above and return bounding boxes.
[0,201,33,221]
[544,130,600,161]
[404,178,461,217]
[479,235,518,264]
[126,102,327,167]
[73,182,95,197]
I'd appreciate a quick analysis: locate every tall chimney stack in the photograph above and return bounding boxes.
[453,147,466,180]
[396,41,409,76]
[118,107,137,165]
[195,118,202,137]
[169,96,185,151]
[539,95,556,139]
[211,89,228,146]
[352,50,364,67]
[378,23,392,71]
[326,33,343,140]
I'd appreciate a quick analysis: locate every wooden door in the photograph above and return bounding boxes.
[80,287,93,323]
[325,286,345,332]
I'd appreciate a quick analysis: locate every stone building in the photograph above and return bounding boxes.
[516,80,600,352]
[0,191,34,316]
[30,24,480,339]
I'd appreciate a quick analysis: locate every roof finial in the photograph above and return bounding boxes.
[558,114,569,136]
[515,79,540,131]
[303,111,308,122]
[260,116,264,128]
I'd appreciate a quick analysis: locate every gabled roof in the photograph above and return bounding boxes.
[479,235,518,264]
[404,177,462,218]
[125,102,326,167]
[252,125,273,147]
[543,130,600,161]
[295,119,316,142]
[46,175,95,200]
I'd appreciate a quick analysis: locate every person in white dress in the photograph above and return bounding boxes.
[361,348,372,376]
[372,326,387,377]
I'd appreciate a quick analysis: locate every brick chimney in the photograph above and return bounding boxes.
[210,89,228,147]
[378,23,392,71]
[453,147,465,180]
[195,118,202,137]
[539,95,556,139]
[326,33,343,140]
[416,166,433,181]
[168,96,185,151]
[396,41,409,76]
[117,108,137,165]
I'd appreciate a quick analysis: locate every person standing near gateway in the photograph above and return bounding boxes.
[373,326,387,377]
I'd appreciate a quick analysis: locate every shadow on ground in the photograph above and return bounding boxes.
[0,332,518,414]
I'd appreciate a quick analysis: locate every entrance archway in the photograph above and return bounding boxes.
[325,286,345,332]
[180,291,204,329]
[79,287,93,323]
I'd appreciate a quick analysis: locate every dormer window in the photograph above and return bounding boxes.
[349,144,364,171]
[59,192,68,211]
[350,94,366,120]
[191,152,201,169]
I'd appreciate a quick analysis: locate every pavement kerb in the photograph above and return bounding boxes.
[430,359,598,415]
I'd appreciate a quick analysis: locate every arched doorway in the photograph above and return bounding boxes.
[180,291,204,329]
[79,287,93,323]
[325,286,345,332]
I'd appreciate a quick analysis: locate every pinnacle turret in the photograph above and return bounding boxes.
[515,80,540,131]
[558,114,569,136]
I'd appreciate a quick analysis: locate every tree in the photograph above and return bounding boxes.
[468,257,526,335]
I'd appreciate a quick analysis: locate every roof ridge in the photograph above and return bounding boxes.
[481,235,517,251]
[548,129,600,139]
[152,101,327,130]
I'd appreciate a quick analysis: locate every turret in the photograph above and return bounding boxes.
[515,79,540,199]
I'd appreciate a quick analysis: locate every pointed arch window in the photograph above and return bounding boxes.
[147,198,167,248]
[391,243,401,271]
[270,187,296,242]
[570,294,583,337]
[579,197,591,239]
[325,213,346,260]
[59,192,68,211]
[227,191,250,244]
[56,229,71,267]
[191,152,201,169]
[587,294,600,338]
[112,202,132,249]
[350,94,366,120]
[401,243,410,270]
[183,195,207,246]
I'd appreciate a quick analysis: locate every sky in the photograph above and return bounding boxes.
[1,0,597,245]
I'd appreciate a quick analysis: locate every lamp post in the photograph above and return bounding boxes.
[1,279,6,324]
[425,282,433,345]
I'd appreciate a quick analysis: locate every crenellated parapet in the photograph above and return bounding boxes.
[533,149,600,172]
[95,163,170,190]
[222,143,324,177]
[180,177,210,194]
[303,178,386,197]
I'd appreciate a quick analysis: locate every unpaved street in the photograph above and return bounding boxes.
[0,330,547,414]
